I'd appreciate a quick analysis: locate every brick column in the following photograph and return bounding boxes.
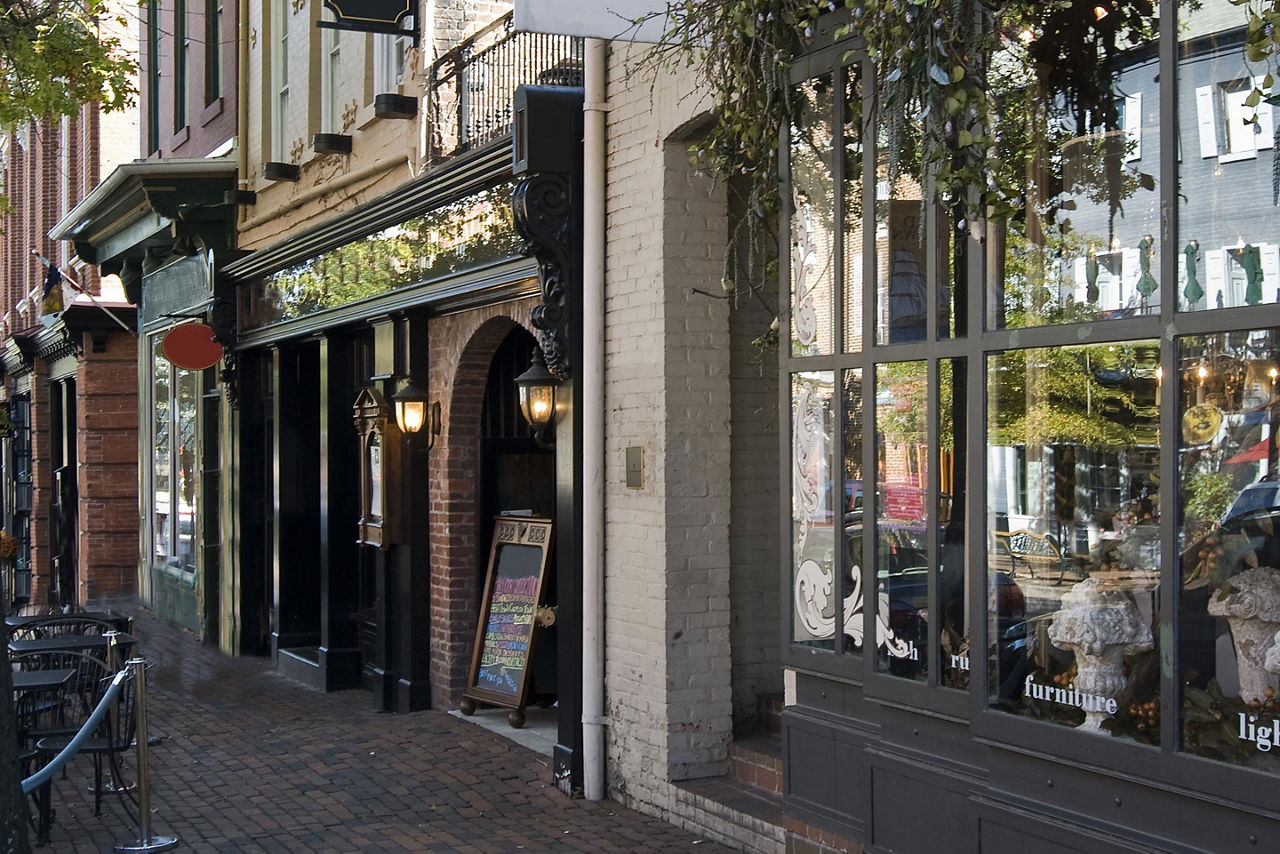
[76,331,140,605]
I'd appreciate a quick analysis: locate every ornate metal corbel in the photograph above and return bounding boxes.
[512,172,575,381]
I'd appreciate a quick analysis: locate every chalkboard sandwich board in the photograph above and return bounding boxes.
[460,516,553,727]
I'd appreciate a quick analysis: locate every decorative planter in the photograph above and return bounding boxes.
[374,93,418,120]
[1049,578,1153,731]
[263,161,300,182]
[1207,566,1280,704]
[312,133,353,155]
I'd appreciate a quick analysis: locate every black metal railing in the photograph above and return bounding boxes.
[428,12,583,163]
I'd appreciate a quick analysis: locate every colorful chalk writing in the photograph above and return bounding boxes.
[469,538,547,702]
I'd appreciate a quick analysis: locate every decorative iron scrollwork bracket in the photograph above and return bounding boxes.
[512,172,576,382]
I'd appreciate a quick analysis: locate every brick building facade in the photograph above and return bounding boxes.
[0,92,141,612]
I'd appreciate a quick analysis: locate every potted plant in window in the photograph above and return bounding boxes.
[0,406,13,439]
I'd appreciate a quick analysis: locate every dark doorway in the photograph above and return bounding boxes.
[49,380,77,607]
[480,327,556,701]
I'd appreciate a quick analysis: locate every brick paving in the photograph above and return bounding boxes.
[38,611,730,853]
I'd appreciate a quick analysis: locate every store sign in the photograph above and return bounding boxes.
[514,0,669,42]
[322,1,414,35]
[162,323,223,370]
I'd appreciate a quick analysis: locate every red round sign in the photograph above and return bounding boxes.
[162,323,224,370]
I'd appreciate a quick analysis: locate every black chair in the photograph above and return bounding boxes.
[36,667,138,817]
[14,650,114,840]
[9,615,117,642]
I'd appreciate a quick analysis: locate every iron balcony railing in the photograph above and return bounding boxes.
[428,12,583,163]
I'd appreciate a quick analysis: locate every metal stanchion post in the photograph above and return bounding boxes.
[92,633,136,796]
[114,658,176,853]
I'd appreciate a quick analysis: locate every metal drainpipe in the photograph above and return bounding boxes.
[237,0,250,195]
[581,36,607,803]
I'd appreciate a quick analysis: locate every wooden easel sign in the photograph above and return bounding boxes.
[460,516,553,728]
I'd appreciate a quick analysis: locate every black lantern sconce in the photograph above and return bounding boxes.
[391,381,441,449]
[515,349,557,448]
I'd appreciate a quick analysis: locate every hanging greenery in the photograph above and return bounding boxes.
[652,0,1163,287]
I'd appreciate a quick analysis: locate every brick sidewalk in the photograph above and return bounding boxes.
[39,611,730,853]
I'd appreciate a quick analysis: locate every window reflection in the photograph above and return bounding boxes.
[1179,330,1280,769]
[940,359,968,690]
[876,361,928,680]
[842,368,864,654]
[987,18,1159,328]
[240,182,520,330]
[1180,1,1280,312]
[843,65,864,354]
[152,339,171,566]
[791,75,835,356]
[988,342,1161,740]
[792,371,836,650]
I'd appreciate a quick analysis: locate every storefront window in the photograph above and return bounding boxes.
[939,358,967,690]
[791,74,835,356]
[1178,330,1280,769]
[792,371,837,650]
[152,340,171,565]
[842,368,865,654]
[843,64,864,354]
[987,342,1161,740]
[150,334,199,574]
[874,112,928,346]
[876,361,928,679]
[1179,1,1279,313]
[986,12,1160,329]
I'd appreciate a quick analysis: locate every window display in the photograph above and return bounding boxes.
[987,342,1161,740]
[1179,331,1280,769]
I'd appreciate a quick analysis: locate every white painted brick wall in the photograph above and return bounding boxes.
[604,37,739,807]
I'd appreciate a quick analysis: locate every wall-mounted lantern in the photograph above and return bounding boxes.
[515,349,557,448]
[391,380,440,449]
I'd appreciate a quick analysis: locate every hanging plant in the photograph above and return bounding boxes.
[652,0,1162,256]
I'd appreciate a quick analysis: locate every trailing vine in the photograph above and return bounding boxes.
[650,0,1168,310]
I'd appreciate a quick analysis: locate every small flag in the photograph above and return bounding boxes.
[41,265,63,317]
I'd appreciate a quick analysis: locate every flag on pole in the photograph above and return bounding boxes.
[41,264,64,317]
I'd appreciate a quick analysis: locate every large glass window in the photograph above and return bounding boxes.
[783,0,1280,801]
[986,10,1160,329]
[1180,3,1280,312]
[792,371,837,651]
[876,361,929,679]
[1178,330,1280,769]
[987,342,1161,740]
[271,3,290,162]
[151,335,199,575]
[790,74,835,356]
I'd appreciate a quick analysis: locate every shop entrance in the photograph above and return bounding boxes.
[479,328,557,704]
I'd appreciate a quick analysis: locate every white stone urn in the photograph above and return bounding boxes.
[1049,579,1153,731]
[1208,566,1280,704]
[1265,628,1280,678]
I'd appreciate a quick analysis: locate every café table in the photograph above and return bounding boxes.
[11,668,75,695]
[9,633,137,667]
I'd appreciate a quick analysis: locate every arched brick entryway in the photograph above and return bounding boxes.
[427,298,537,709]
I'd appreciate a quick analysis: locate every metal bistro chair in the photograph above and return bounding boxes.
[9,614,118,642]
[35,665,139,818]
[12,649,113,841]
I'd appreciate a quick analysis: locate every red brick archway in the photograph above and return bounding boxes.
[427,298,537,708]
